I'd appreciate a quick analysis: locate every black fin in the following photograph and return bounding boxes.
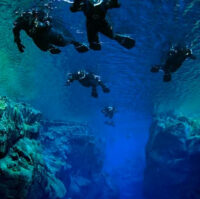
[115,34,135,49]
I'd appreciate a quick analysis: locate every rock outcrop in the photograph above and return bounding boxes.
[40,120,119,199]
[0,97,66,199]
[0,96,41,157]
[144,112,200,199]
[0,96,118,199]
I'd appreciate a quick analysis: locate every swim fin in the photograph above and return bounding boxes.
[73,42,89,53]
[49,47,61,54]
[115,34,135,49]
[102,87,110,93]
[163,73,172,82]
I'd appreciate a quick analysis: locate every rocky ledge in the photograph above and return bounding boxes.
[144,112,200,199]
[40,120,119,199]
[0,96,66,199]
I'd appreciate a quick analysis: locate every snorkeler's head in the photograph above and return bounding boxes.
[32,9,39,17]
[89,0,103,6]
[77,70,86,79]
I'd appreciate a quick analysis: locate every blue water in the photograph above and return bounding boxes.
[0,0,200,198]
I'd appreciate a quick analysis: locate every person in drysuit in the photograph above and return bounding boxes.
[101,106,117,126]
[66,70,110,98]
[13,9,89,54]
[70,0,135,50]
[151,45,196,82]
[101,106,116,119]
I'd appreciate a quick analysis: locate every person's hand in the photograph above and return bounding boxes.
[49,47,61,54]
[66,80,71,86]
[17,43,25,53]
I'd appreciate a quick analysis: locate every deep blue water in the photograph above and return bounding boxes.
[0,0,200,198]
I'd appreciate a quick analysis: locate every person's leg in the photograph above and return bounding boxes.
[163,65,172,82]
[32,32,61,54]
[87,20,101,50]
[33,34,50,51]
[49,29,89,53]
[48,29,69,46]
[163,73,172,82]
[99,19,135,49]
[99,19,115,39]
[91,86,98,98]
[99,81,110,93]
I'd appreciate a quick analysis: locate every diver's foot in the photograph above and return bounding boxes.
[90,43,101,51]
[103,87,110,93]
[163,73,172,82]
[74,42,89,53]
[151,66,160,73]
[49,48,61,54]
[92,92,98,98]
[115,34,136,49]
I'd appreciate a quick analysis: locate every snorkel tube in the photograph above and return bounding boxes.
[64,0,103,6]
[93,0,103,6]
[89,0,103,6]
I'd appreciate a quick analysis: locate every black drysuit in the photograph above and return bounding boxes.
[70,0,135,50]
[13,10,88,53]
[67,71,110,98]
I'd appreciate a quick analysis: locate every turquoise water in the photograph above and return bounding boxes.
[0,0,200,198]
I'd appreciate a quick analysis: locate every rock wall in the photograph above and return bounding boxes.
[144,113,200,199]
[40,120,119,199]
[0,97,66,199]
[0,96,119,199]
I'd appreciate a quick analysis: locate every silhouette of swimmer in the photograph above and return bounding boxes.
[66,70,110,98]
[13,9,89,54]
[101,106,116,119]
[151,45,196,82]
[70,0,135,50]
[101,106,116,126]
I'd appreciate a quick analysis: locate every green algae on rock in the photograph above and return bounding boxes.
[0,97,66,199]
[0,96,41,157]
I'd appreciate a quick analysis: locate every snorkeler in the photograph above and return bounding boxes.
[66,70,110,98]
[13,9,89,54]
[101,106,117,126]
[151,45,196,82]
[101,106,116,119]
[70,0,136,50]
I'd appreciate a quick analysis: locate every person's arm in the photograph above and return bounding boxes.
[66,73,79,85]
[105,0,121,9]
[13,17,25,52]
[188,50,197,60]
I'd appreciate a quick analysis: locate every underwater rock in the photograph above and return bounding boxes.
[0,96,41,157]
[144,112,200,199]
[40,120,119,199]
[0,138,39,199]
[0,97,66,199]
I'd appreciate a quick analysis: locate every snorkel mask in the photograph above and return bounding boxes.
[77,70,86,79]
[89,0,103,7]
